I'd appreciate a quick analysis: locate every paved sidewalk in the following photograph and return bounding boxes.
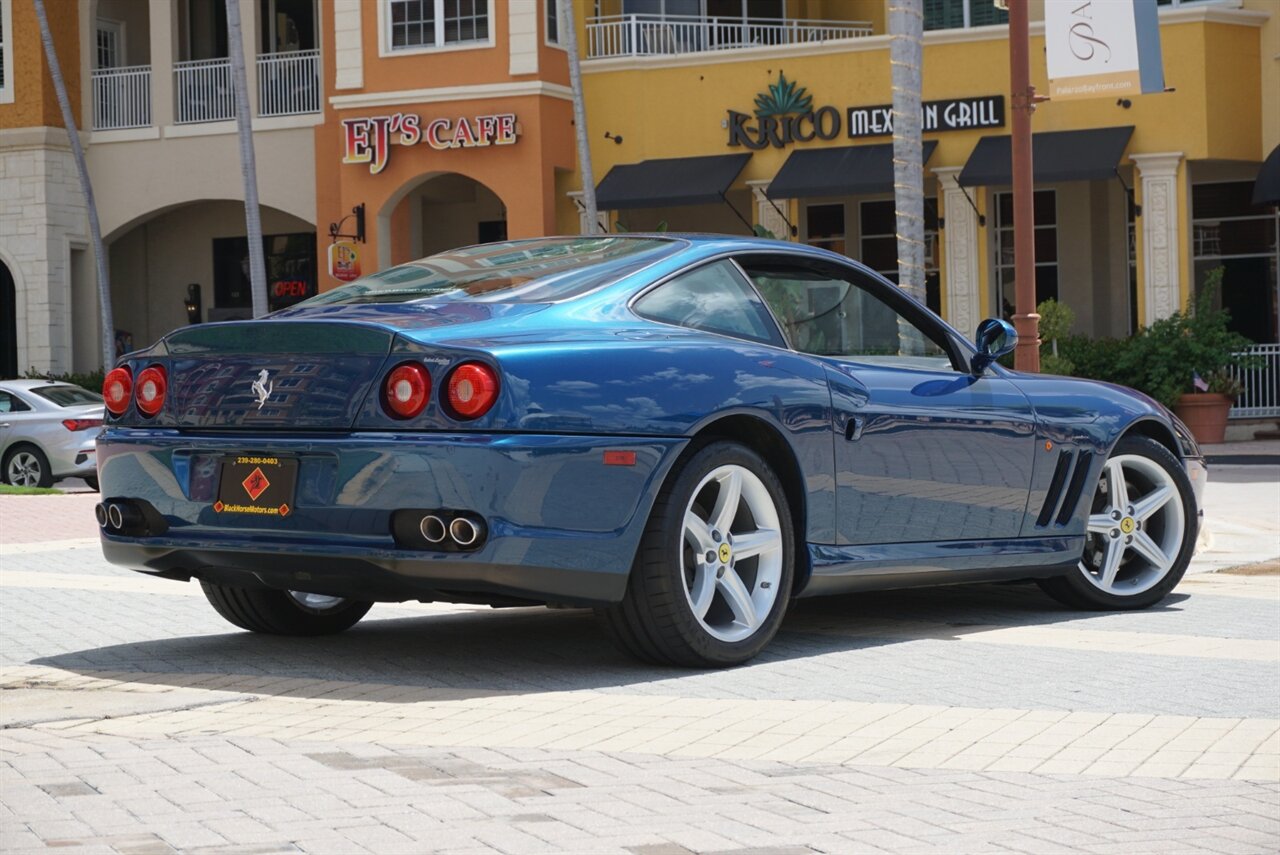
[1,452,1277,854]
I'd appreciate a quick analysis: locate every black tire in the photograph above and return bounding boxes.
[200,581,373,635]
[597,441,795,668]
[3,444,54,488]
[1038,435,1196,611]
[83,476,100,492]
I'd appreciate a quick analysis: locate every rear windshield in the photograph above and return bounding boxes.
[30,385,102,407]
[299,237,680,306]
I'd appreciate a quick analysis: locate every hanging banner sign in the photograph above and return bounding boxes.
[1045,0,1165,101]
[342,112,518,174]
[328,241,361,282]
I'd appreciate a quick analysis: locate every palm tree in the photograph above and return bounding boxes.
[225,0,269,317]
[33,0,114,369]
[889,0,926,350]
[559,0,599,233]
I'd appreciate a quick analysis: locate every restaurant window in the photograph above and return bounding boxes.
[993,190,1058,318]
[0,0,13,104]
[805,204,845,256]
[546,0,560,44]
[213,233,317,313]
[1192,181,1279,344]
[924,0,1007,31]
[859,199,941,315]
[387,0,489,51]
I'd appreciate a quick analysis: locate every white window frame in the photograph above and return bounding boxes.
[546,0,565,49]
[0,0,14,105]
[379,0,495,58]
[95,18,127,70]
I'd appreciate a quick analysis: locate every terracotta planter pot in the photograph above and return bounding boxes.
[1173,393,1233,445]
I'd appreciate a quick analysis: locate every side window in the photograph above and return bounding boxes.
[633,260,784,346]
[740,258,958,371]
[0,392,29,413]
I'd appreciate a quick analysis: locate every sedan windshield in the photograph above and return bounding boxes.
[30,385,103,407]
[299,237,681,306]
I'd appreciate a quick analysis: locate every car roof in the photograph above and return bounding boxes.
[0,379,87,390]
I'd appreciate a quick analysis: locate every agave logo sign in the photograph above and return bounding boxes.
[727,73,842,150]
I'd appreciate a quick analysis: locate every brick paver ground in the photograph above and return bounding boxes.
[1,475,1278,854]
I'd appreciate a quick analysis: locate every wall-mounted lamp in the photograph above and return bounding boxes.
[184,283,203,325]
[328,203,366,243]
[604,131,623,145]
[1116,98,1132,109]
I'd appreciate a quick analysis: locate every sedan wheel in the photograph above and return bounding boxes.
[4,446,53,488]
[598,441,794,668]
[201,581,373,635]
[1039,436,1195,610]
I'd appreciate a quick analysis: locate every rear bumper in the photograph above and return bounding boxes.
[48,435,97,479]
[96,429,686,606]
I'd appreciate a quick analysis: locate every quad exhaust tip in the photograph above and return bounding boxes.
[107,503,124,530]
[449,516,481,547]
[94,502,108,527]
[419,515,447,544]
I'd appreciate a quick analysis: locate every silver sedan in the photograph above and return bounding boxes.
[0,380,104,490]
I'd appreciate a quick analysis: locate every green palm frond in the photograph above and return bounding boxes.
[753,73,813,118]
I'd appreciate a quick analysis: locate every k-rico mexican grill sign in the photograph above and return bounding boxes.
[727,73,1004,149]
[342,112,519,174]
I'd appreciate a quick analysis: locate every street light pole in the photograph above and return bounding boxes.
[1009,0,1040,372]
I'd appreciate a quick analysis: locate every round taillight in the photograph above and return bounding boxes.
[383,362,431,419]
[135,365,167,417]
[103,367,133,416]
[446,362,499,419]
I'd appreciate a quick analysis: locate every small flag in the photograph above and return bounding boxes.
[1192,371,1210,392]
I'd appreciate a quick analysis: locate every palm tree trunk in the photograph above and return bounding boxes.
[559,0,599,234]
[889,0,926,353]
[225,0,269,317]
[33,0,115,369]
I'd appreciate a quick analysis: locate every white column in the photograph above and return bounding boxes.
[747,180,790,240]
[149,0,176,127]
[935,166,981,336]
[332,0,364,90]
[568,191,606,235]
[1132,152,1185,325]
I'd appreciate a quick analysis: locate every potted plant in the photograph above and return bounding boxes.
[1116,268,1253,444]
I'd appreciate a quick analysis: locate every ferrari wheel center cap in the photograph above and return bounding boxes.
[1120,517,1136,535]
[718,543,732,564]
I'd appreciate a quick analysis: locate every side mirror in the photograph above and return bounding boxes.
[970,318,1018,374]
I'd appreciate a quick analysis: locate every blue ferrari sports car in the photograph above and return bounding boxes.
[96,235,1206,667]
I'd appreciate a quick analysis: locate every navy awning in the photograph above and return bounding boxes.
[766,141,938,200]
[958,126,1135,187]
[595,154,751,210]
[1252,144,1280,206]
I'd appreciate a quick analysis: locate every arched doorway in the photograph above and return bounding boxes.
[380,172,508,268]
[106,200,316,350]
[0,259,16,379]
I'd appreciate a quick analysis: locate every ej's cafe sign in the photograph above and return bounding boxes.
[342,111,518,174]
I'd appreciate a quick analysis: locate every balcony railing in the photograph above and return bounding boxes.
[585,14,872,59]
[91,65,151,130]
[174,58,235,124]
[257,49,321,117]
[1229,343,1280,419]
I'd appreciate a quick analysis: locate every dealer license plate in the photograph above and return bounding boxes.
[214,455,298,518]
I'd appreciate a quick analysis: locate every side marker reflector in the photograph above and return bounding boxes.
[603,450,636,466]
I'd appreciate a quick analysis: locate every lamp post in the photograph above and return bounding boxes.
[1008,0,1041,372]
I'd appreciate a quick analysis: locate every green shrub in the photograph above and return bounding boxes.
[22,367,106,394]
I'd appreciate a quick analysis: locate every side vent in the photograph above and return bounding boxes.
[1035,451,1075,528]
[1055,451,1095,526]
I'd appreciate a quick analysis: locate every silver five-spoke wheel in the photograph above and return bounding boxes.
[681,464,784,643]
[1040,435,1195,611]
[1080,454,1185,596]
[6,449,48,488]
[598,441,795,668]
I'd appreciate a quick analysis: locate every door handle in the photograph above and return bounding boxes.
[844,415,864,441]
